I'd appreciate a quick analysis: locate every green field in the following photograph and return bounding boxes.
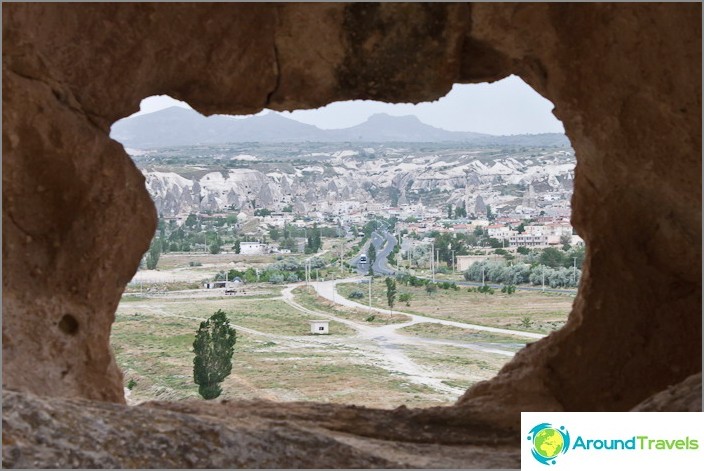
[336,282,571,333]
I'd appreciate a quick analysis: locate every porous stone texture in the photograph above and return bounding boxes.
[1,390,520,469]
[2,2,701,468]
[631,372,702,412]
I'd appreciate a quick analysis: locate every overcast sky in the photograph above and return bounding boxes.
[133,75,564,135]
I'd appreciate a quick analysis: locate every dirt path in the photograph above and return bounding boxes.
[280,285,516,395]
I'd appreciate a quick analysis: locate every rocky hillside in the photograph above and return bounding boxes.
[129,143,575,217]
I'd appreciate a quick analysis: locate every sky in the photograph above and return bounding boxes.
[133,75,564,136]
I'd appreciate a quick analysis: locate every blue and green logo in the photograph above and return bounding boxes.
[527,423,571,465]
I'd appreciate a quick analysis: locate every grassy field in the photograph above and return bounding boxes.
[292,286,411,325]
[156,253,277,270]
[116,297,356,337]
[403,343,510,390]
[397,323,528,350]
[336,282,572,333]
[112,295,451,408]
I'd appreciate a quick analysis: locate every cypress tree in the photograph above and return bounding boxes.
[193,310,237,400]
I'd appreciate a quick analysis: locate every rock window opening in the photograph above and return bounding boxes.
[108,77,580,409]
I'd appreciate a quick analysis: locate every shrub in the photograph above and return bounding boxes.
[365,315,376,322]
[126,379,137,390]
[501,284,516,294]
[398,292,412,306]
[425,283,438,296]
[477,285,494,294]
[348,290,365,299]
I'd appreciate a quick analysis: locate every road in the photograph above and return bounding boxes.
[352,229,577,295]
[352,230,398,276]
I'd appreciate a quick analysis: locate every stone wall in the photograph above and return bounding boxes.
[2,2,701,467]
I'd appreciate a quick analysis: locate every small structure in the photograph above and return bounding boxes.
[309,320,329,335]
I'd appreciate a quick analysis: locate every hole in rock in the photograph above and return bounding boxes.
[109,75,581,408]
[58,314,80,336]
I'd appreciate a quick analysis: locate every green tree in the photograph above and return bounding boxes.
[269,227,281,241]
[540,247,566,268]
[145,238,162,270]
[560,234,572,251]
[385,277,397,311]
[193,310,237,400]
[455,201,467,218]
[517,246,530,255]
[185,213,198,228]
[368,244,377,264]
[254,208,272,217]
[234,239,241,254]
[209,241,221,254]
[486,205,494,221]
[447,204,453,218]
[516,223,526,234]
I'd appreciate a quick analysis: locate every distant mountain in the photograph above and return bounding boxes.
[327,113,489,142]
[110,107,570,148]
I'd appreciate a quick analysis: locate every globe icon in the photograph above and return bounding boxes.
[533,428,564,458]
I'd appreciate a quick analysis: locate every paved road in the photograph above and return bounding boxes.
[351,230,398,276]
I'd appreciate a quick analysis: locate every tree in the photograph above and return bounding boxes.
[234,239,241,254]
[209,241,221,254]
[185,213,198,228]
[368,244,377,264]
[539,247,566,268]
[516,223,526,234]
[447,204,453,218]
[517,246,530,255]
[269,227,281,241]
[486,205,494,221]
[455,201,467,218]
[145,239,161,270]
[193,310,237,400]
[385,277,397,312]
[253,208,272,217]
[560,234,572,251]
[425,283,437,296]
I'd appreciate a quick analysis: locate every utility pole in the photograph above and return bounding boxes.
[339,238,343,276]
[482,265,485,286]
[542,270,545,292]
[451,250,456,273]
[431,241,435,283]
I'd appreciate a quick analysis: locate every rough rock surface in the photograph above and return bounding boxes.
[1,390,519,469]
[2,2,701,468]
[631,373,702,412]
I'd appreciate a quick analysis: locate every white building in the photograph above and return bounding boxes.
[487,224,515,239]
[240,242,268,254]
[509,233,549,247]
[309,320,329,335]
